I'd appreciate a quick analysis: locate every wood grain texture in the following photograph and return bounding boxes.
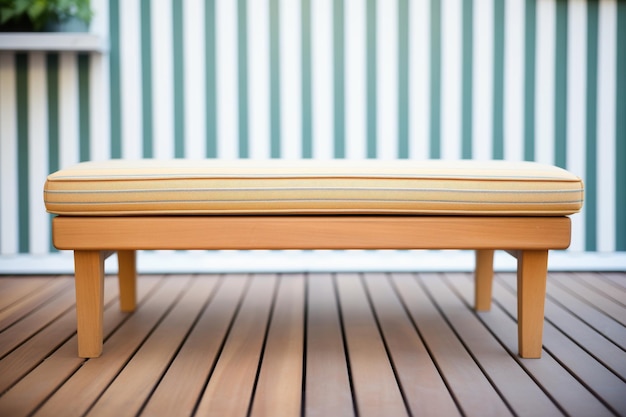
[249,274,305,417]
[305,274,354,417]
[474,249,495,311]
[516,250,549,358]
[195,274,277,417]
[142,275,247,417]
[363,273,461,417]
[392,273,513,417]
[1,273,623,417]
[74,250,106,357]
[117,250,137,312]
[52,216,572,250]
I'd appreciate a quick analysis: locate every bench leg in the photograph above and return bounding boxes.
[475,249,495,311]
[117,250,137,312]
[517,250,549,359]
[74,250,106,358]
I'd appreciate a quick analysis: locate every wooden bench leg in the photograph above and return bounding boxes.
[475,249,495,311]
[517,250,549,359]
[74,250,106,358]
[117,250,137,312]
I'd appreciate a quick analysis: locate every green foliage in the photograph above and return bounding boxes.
[0,0,93,31]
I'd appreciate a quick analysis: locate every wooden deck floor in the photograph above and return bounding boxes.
[0,271,624,417]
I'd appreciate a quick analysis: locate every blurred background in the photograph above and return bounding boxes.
[0,0,624,273]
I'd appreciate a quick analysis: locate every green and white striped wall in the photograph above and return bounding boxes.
[1,0,625,272]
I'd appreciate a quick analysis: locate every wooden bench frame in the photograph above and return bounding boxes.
[52,215,572,359]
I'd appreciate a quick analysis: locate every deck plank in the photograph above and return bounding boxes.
[335,273,408,417]
[249,274,305,417]
[194,274,277,417]
[0,272,623,417]
[0,277,119,394]
[0,275,160,417]
[304,273,354,417]
[89,276,217,417]
[140,275,248,417]
[0,277,75,355]
[572,272,626,306]
[363,273,461,417]
[0,276,56,313]
[32,275,189,417]
[550,272,626,327]
[448,274,616,417]
[425,273,563,417]
[540,275,626,349]
[392,273,514,417]
[600,273,626,290]
[494,274,626,415]
[500,274,626,376]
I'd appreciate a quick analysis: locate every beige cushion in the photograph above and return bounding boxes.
[44,159,583,216]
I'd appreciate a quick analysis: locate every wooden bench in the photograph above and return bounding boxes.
[44,159,584,358]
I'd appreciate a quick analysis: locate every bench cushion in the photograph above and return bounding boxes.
[44,159,583,216]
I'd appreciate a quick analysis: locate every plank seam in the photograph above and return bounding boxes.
[137,274,223,416]
[360,273,413,416]
[190,274,253,416]
[415,273,516,416]
[331,273,359,417]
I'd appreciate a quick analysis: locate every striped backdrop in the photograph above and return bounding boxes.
[0,0,625,260]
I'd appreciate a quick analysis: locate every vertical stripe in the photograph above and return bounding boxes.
[27,53,48,255]
[270,0,281,158]
[120,0,142,160]
[173,0,185,158]
[47,54,59,253]
[334,0,345,158]
[472,0,493,161]
[311,0,333,159]
[409,0,430,160]
[492,0,504,160]
[367,0,377,158]
[109,0,121,158]
[585,0,598,251]
[301,0,313,158]
[461,0,473,159]
[430,0,441,158]
[345,0,366,160]
[206,0,217,158]
[398,0,409,159]
[152,0,174,158]
[504,0,525,162]
[377,0,398,160]
[441,0,462,160]
[16,54,29,253]
[0,53,18,255]
[280,0,302,159]
[89,0,110,163]
[566,0,587,252]
[13,57,27,251]
[554,0,568,169]
[524,0,536,161]
[59,52,79,168]
[78,54,90,162]
[616,0,626,251]
[184,0,207,160]
[535,0,555,165]
[597,0,616,252]
[238,0,249,158]
[248,0,271,159]
[141,0,153,158]
[47,54,60,173]
[216,0,239,159]
[89,52,110,162]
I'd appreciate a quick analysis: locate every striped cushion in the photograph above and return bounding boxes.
[44,159,584,216]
